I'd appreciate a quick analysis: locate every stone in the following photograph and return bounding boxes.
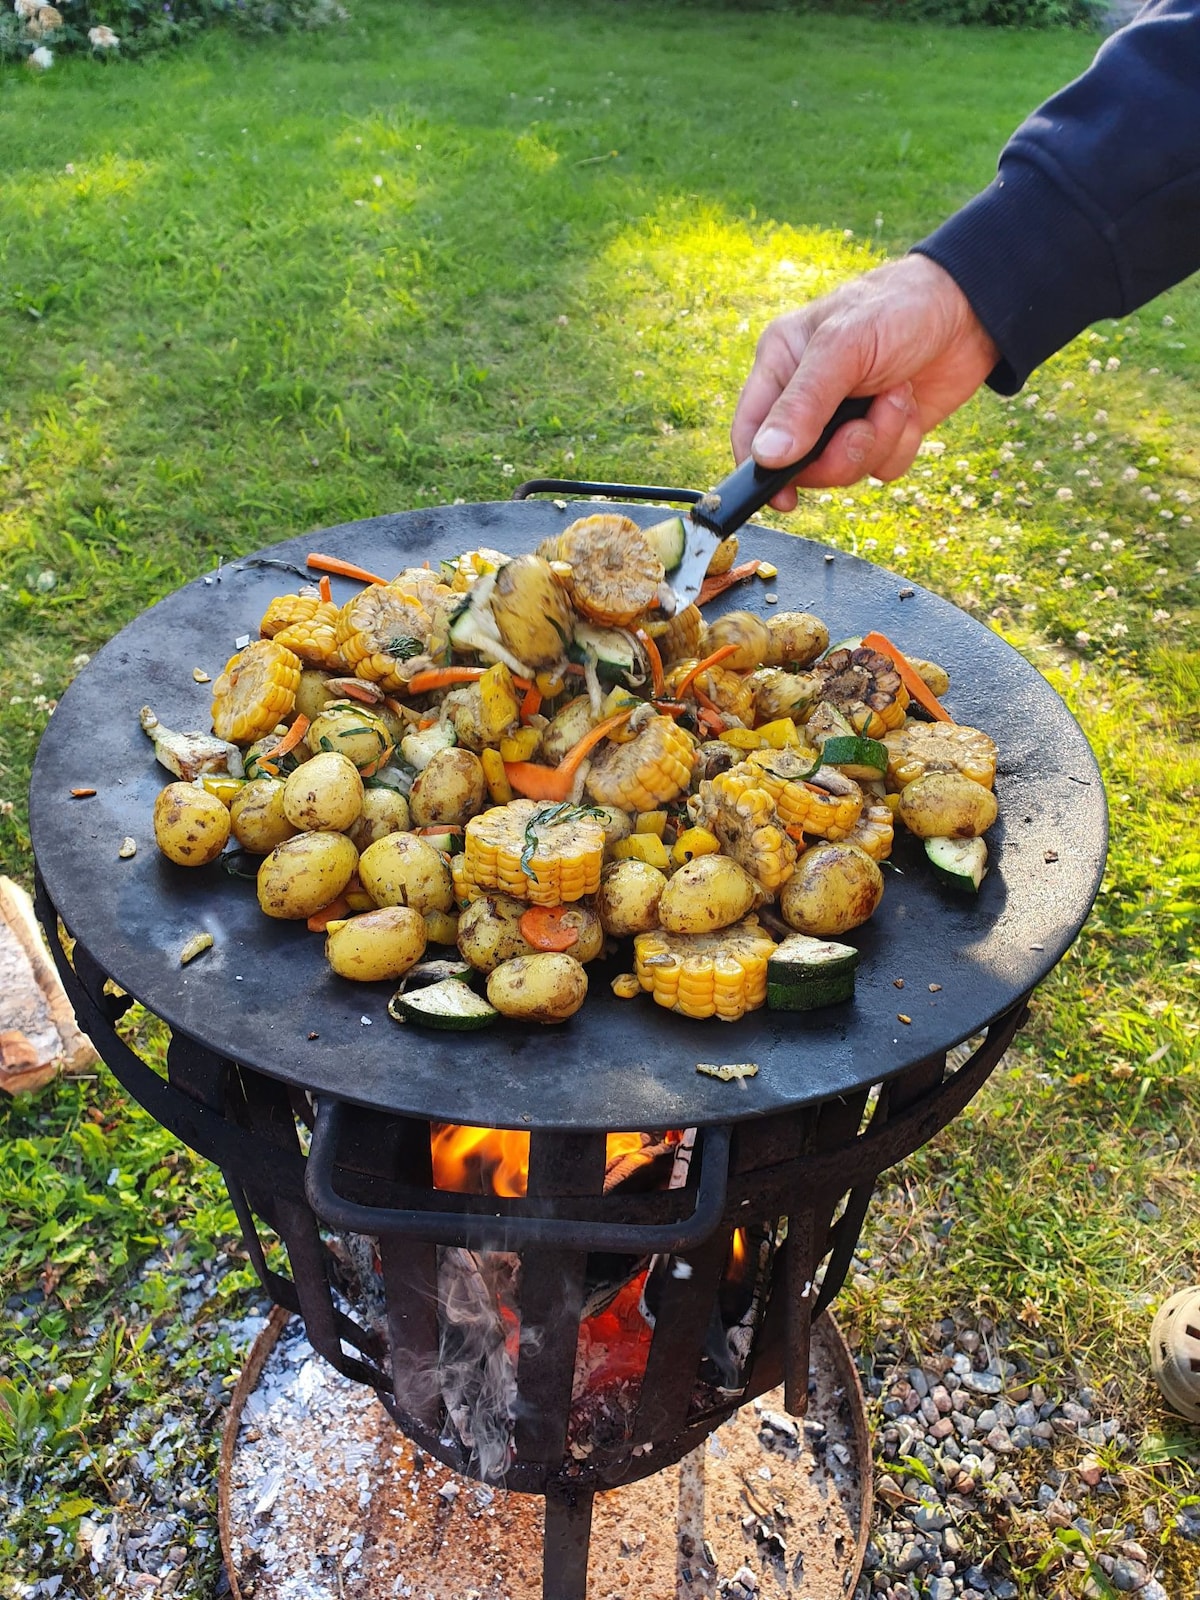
[930,1580,954,1600]
[976,1409,998,1431]
[957,1330,981,1354]
[912,1504,952,1534]
[992,1581,1018,1600]
[963,1566,991,1590]
[929,1417,954,1441]
[1110,1559,1145,1591]
[985,1426,1014,1454]
[962,1370,1002,1396]
[1060,1401,1091,1425]
[1010,1425,1034,1449]
[1013,1401,1038,1428]
[942,1527,964,1559]
[896,1540,925,1574]
[931,1385,952,1414]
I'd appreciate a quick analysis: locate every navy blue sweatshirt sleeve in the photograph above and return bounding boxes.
[913,0,1200,393]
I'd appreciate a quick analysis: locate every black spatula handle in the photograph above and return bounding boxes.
[692,395,875,537]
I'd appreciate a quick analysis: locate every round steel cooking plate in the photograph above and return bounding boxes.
[30,501,1107,1129]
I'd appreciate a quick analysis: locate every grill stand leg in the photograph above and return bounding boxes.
[543,1487,595,1600]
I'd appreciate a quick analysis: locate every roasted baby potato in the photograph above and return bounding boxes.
[409,747,487,828]
[306,703,395,776]
[257,831,359,919]
[657,853,759,934]
[457,893,534,973]
[325,906,427,982]
[230,777,297,854]
[358,832,455,914]
[347,788,412,852]
[486,952,588,1023]
[765,611,829,668]
[704,610,772,673]
[596,859,667,936]
[153,782,232,866]
[282,750,364,832]
[898,771,998,839]
[780,842,883,936]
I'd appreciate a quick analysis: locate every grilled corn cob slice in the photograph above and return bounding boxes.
[450,850,488,907]
[260,589,321,639]
[664,661,755,725]
[335,585,438,691]
[843,802,895,862]
[463,799,605,906]
[585,714,695,812]
[644,602,705,666]
[745,749,864,841]
[792,647,909,739]
[634,917,776,1021]
[211,639,302,744]
[689,766,797,892]
[881,722,998,791]
[274,600,345,670]
[539,515,664,628]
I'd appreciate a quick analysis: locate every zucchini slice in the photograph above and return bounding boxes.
[389,978,498,1030]
[568,623,644,682]
[925,835,988,893]
[766,934,859,1011]
[641,515,687,573]
[818,733,888,781]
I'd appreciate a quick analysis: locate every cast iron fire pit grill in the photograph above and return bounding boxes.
[30,485,1107,1600]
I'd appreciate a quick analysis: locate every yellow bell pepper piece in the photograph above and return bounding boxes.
[720,719,800,752]
[611,833,672,871]
[634,810,668,838]
[200,775,246,805]
[671,827,721,868]
[481,746,514,804]
[499,727,541,763]
[480,663,521,743]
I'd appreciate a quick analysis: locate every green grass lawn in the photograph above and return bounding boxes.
[2,2,1198,1594]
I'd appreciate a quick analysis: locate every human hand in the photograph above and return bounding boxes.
[730,254,1000,506]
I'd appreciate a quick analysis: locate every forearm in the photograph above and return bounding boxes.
[914,0,1200,392]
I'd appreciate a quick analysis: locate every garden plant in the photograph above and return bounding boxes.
[1,1,1197,1595]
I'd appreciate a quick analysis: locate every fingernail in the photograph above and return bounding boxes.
[752,425,795,461]
[886,382,915,413]
[844,425,874,464]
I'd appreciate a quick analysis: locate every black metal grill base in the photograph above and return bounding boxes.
[38,874,1026,1600]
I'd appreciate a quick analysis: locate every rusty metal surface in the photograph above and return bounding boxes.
[30,501,1107,1131]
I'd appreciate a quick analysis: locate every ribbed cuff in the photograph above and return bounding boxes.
[912,157,1126,395]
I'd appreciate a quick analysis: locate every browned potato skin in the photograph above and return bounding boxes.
[230,778,297,854]
[257,832,359,919]
[596,860,666,935]
[704,610,772,672]
[282,750,364,832]
[358,833,454,914]
[324,906,427,982]
[457,893,534,972]
[780,843,883,936]
[657,854,758,934]
[348,789,411,852]
[153,782,231,866]
[293,669,337,725]
[898,772,998,839]
[766,611,829,668]
[409,748,487,827]
[486,952,588,1023]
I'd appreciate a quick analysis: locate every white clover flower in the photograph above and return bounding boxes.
[14,0,47,18]
[1152,609,1171,623]
[1106,357,1121,371]
[1121,466,1139,482]
[88,21,118,43]
[27,43,53,68]
[1075,630,1092,646]
[1056,488,1074,502]
[1110,621,1129,636]
[1094,410,1108,422]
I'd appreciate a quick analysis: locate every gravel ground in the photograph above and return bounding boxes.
[4,1242,1200,1600]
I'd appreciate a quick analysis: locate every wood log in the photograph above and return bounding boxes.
[0,876,98,1094]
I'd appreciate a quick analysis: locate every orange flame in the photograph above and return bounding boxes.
[430,1127,681,1198]
[728,1227,748,1280]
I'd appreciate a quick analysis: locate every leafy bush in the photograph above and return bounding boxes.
[1,0,347,66]
[876,0,1104,27]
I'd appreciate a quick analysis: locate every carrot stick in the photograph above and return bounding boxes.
[636,629,665,698]
[519,905,580,952]
[696,560,761,607]
[672,643,739,701]
[307,895,351,932]
[860,631,954,724]
[504,708,634,802]
[520,681,543,721]
[693,685,727,734]
[272,714,310,758]
[318,575,333,604]
[306,552,389,586]
[404,666,535,697]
